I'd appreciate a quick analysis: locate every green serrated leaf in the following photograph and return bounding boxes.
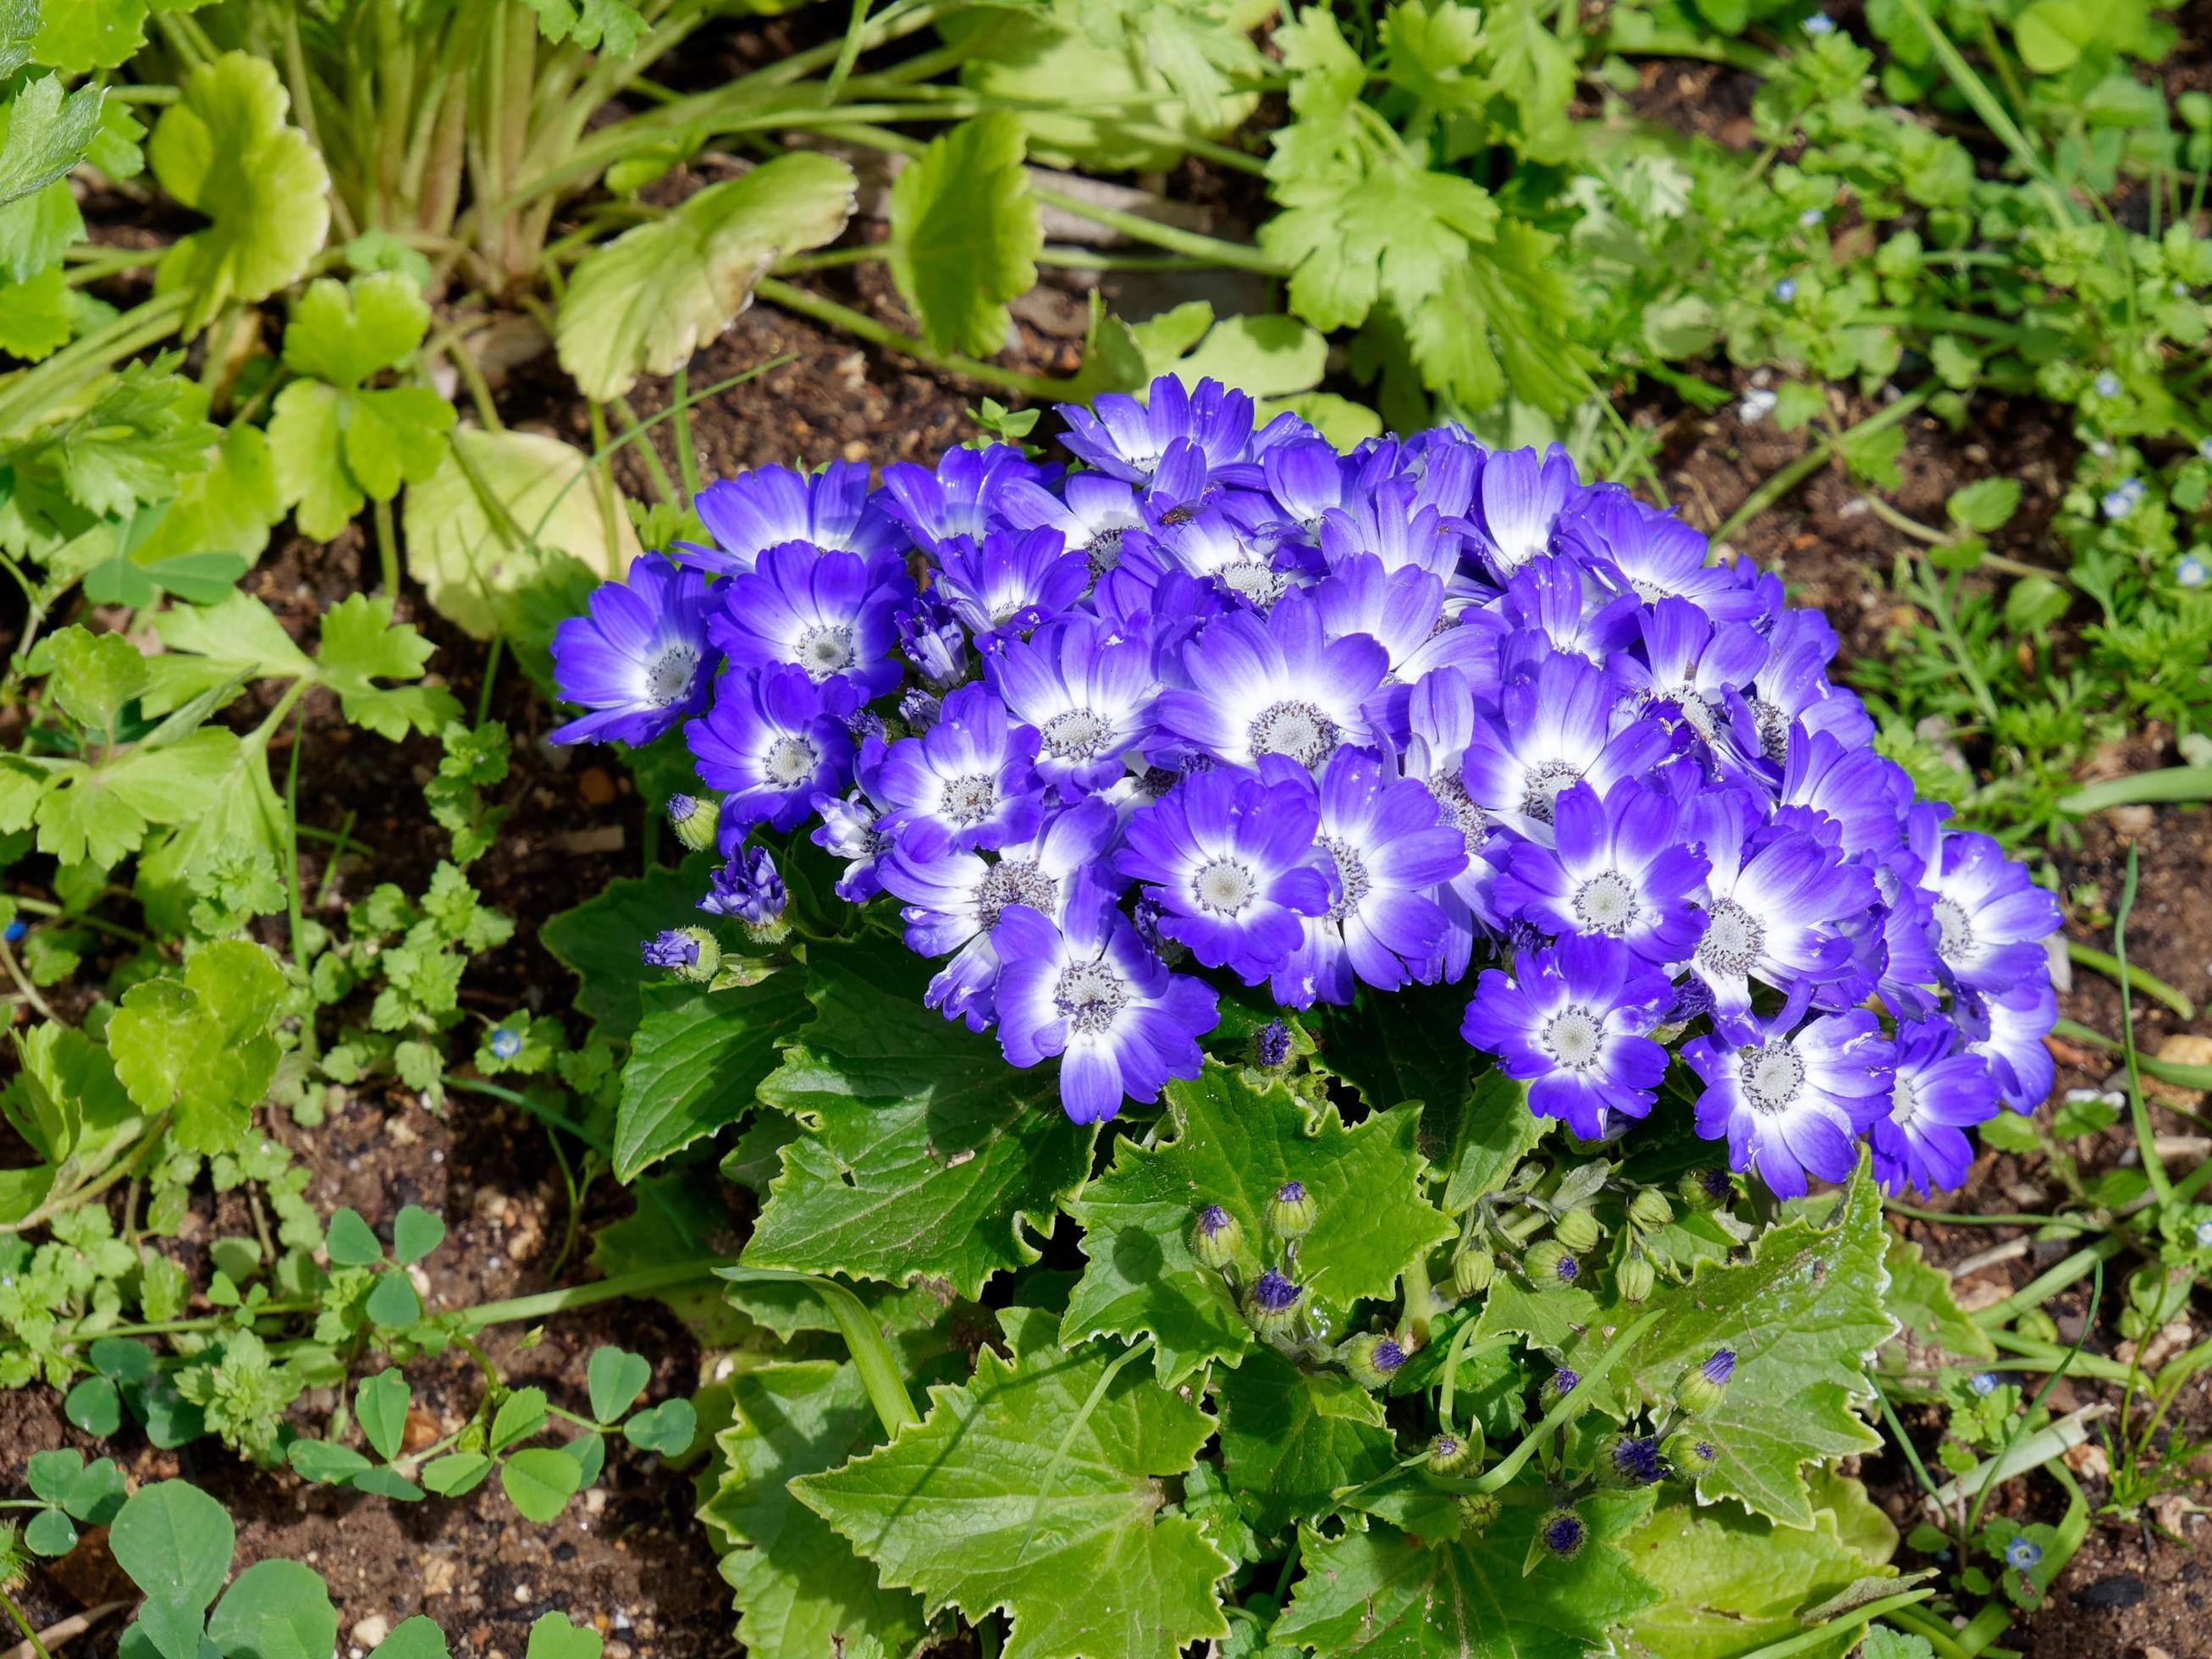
[0,72,104,205]
[105,940,284,1154]
[887,112,1040,358]
[1882,1232,1995,1365]
[614,974,808,1181]
[1212,1343,1396,1539]
[556,152,854,401]
[1063,1063,1451,1384]
[149,53,329,333]
[314,592,461,741]
[795,1308,1231,1659]
[748,946,1097,1301]
[542,857,714,1037]
[1271,1491,1661,1659]
[520,0,645,52]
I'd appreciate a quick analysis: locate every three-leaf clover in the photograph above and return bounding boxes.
[19,1450,125,1556]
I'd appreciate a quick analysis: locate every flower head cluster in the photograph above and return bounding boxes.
[552,377,2060,1185]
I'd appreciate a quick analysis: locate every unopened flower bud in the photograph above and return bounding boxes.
[1251,1018,1293,1068]
[2014,1309,2058,1344]
[1677,1348,1735,1414]
[1544,1367,1580,1402]
[1680,1167,1732,1211]
[642,927,718,982]
[1246,1269,1304,1335]
[1628,1189,1674,1232]
[1553,1208,1601,1254]
[1342,1333,1407,1390]
[1428,1429,1481,1476]
[1617,1254,1655,1304]
[1663,1430,1718,1476]
[1269,1180,1316,1241]
[666,792,720,853]
[1608,1435,1666,1486]
[1191,1204,1242,1270]
[1456,1491,1501,1533]
[1523,1240,1580,1292]
[1536,1507,1586,1560]
[1453,1245,1495,1298]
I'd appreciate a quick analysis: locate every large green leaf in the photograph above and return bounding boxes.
[613,973,809,1181]
[1271,1492,1661,1659]
[1564,1163,1896,1529]
[794,1308,1232,1659]
[1211,1343,1395,1540]
[698,1361,924,1659]
[886,112,1040,358]
[747,945,1096,1301]
[1616,1488,1897,1659]
[207,1560,339,1659]
[540,857,714,1036]
[556,152,854,400]
[149,53,328,333]
[1882,1232,1995,1366]
[1062,1063,1450,1384]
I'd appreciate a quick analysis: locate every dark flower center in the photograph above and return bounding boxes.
[1317,835,1371,921]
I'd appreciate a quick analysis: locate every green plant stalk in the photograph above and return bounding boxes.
[2113,846,2173,1204]
[1471,1309,1659,1492]
[2059,765,2212,813]
[669,366,702,504]
[0,290,191,437]
[753,277,1071,400]
[1882,1604,1975,1659]
[2051,1017,2212,1090]
[1967,1264,2101,1536]
[716,1265,919,1435]
[2066,941,2194,1020]
[1710,383,1937,546]
[1889,0,2071,219]
[1733,1590,1939,1659]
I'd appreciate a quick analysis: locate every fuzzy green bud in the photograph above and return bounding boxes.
[1341,1332,1408,1390]
[1679,1167,1731,1211]
[2014,1308,2059,1344]
[1268,1179,1316,1241]
[643,927,720,983]
[1245,1268,1305,1336]
[1675,1348,1735,1414]
[1522,1240,1580,1292]
[1453,1244,1495,1298]
[1617,1254,1655,1304]
[1191,1204,1242,1270]
[665,792,721,853]
[1427,1428,1481,1476]
[1553,1207,1602,1254]
[1628,1189,1674,1232]
[1663,1430,1719,1477]
[1456,1492,1501,1534]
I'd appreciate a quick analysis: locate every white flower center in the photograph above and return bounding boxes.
[1542,1006,1604,1072]
[1698,898,1765,975]
[1054,960,1128,1034]
[796,624,855,679]
[1318,835,1370,922]
[1751,697,1790,760]
[1667,684,1718,741]
[1193,858,1259,916]
[1249,700,1340,767]
[1573,870,1640,935]
[1218,560,1284,606]
[1932,897,1976,961]
[1043,708,1112,760]
[941,773,998,825]
[1087,526,1126,575]
[975,859,1057,929]
[1427,769,1493,857]
[764,735,817,785]
[1520,760,1582,824]
[645,642,701,705]
[1740,1041,1807,1114]
[1889,1075,1921,1131]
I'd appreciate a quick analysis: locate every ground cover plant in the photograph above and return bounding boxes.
[0,0,2209,1656]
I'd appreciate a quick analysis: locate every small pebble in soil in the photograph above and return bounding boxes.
[514,1585,533,1604]
[2071,1573,2147,1610]
[352,1618,390,1648]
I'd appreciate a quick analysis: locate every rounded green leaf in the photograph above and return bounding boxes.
[323,1207,383,1266]
[25,1506,77,1557]
[586,1347,652,1425]
[64,1374,121,1436]
[109,1480,234,1609]
[391,1204,446,1266]
[208,1558,337,1659]
[500,1447,584,1524]
[356,1369,411,1463]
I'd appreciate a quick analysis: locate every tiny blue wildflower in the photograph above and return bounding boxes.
[2093,372,2121,399]
[2100,479,2143,521]
[2180,554,2209,588]
[0,918,23,943]
[1773,278,1798,303]
[1799,207,1823,228]
[488,1027,522,1061]
[2004,1537,2042,1571]
[1803,11,1835,33]
[1969,1370,1998,1396]
[2193,1218,2212,1247]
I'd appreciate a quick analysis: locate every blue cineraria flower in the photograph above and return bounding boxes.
[879,444,1039,553]
[934,526,1090,643]
[642,929,701,969]
[1056,376,1255,486]
[1684,789,1876,1012]
[986,615,1156,799]
[1738,610,1875,764]
[1468,445,1580,578]
[1922,830,2064,994]
[1257,437,1360,543]
[1774,726,1912,859]
[862,683,1044,850]
[1554,485,1765,621]
[688,665,860,834]
[1609,1436,1666,1485]
[883,800,1117,1030]
[1684,995,1895,1198]
[1956,977,2058,1112]
[1125,507,1293,609]
[1610,597,1768,753]
[549,556,718,747]
[1153,591,1389,771]
[991,892,1218,1122]
[1492,779,1709,964]
[1315,477,1465,587]
[682,460,899,576]
[1461,933,1673,1138]
[811,789,891,901]
[1403,666,1518,977]
[1456,651,1673,839]
[1871,1016,1999,1197]
[1496,554,1641,668]
[701,844,786,925]
[707,541,913,699]
[1116,767,1332,984]
[893,592,968,689]
[996,471,1145,575]
[1270,749,1466,1006]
